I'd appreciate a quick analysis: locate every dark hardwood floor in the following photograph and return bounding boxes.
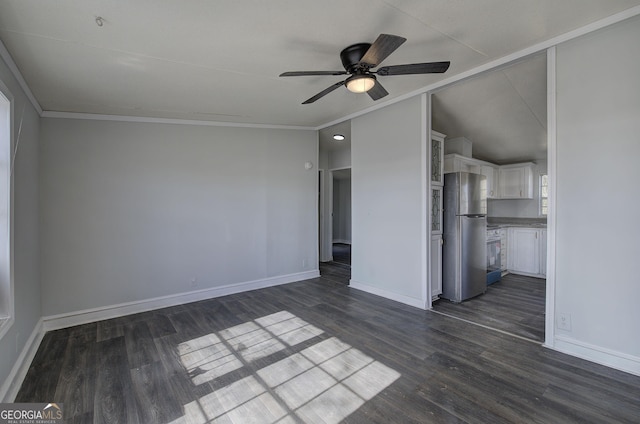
[318,243,351,286]
[319,261,350,286]
[432,273,546,342]
[16,274,640,423]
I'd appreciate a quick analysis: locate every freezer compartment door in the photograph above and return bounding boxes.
[454,172,487,216]
[460,216,487,300]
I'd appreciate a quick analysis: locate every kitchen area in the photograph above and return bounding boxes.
[429,53,548,342]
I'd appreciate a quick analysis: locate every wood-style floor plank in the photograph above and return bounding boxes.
[93,337,140,424]
[53,324,97,420]
[123,319,160,369]
[433,273,546,341]
[130,361,185,423]
[15,263,640,423]
[15,329,68,402]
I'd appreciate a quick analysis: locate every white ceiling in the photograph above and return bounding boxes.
[319,120,351,154]
[1,0,639,128]
[432,53,548,164]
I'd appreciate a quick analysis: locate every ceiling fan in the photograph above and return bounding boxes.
[280,34,450,104]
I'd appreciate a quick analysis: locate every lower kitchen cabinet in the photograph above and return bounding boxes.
[539,229,547,277]
[508,227,546,277]
[430,235,443,299]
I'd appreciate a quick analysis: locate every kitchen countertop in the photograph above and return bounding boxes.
[487,217,547,229]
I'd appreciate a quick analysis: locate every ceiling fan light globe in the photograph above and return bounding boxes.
[346,75,376,93]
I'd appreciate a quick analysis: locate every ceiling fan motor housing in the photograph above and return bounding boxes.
[340,43,372,72]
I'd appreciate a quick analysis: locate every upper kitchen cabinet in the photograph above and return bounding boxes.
[480,164,499,199]
[431,131,446,186]
[443,153,481,174]
[443,154,499,198]
[443,155,537,200]
[498,163,534,199]
[431,133,444,234]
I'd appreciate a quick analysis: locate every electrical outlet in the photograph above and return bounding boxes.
[558,313,572,331]
[302,258,308,268]
[190,277,198,288]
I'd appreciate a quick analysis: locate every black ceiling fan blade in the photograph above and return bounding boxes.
[280,71,348,77]
[367,80,389,101]
[302,80,347,104]
[376,61,451,76]
[358,34,407,68]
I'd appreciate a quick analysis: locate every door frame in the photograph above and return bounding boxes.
[328,167,352,254]
[426,49,555,348]
[318,166,352,263]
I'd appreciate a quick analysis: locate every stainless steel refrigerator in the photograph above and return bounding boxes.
[442,172,487,303]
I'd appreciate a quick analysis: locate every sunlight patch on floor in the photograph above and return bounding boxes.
[177,333,243,386]
[172,311,400,424]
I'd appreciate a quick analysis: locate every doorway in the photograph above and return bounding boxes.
[319,168,352,285]
[318,122,352,285]
[428,52,549,343]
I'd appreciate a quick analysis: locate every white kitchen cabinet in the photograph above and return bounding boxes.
[508,227,547,277]
[430,235,443,299]
[431,187,443,234]
[431,131,445,186]
[443,154,481,174]
[499,163,534,199]
[444,156,536,200]
[430,131,446,300]
[480,164,499,198]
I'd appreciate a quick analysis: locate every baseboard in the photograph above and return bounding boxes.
[349,279,426,310]
[42,270,319,331]
[552,335,640,376]
[0,319,44,402]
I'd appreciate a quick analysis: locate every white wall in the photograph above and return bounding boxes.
[488,159,547,218]
[351,95,426,306]
[0,55,41,399]
[329,147,351,170]
[554,15,640,373]
[39,118,318,316]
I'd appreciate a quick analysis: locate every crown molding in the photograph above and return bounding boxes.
[40,111,315,131]
[0,39,42,115]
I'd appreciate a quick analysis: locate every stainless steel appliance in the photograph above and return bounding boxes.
[442,172,487,302]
